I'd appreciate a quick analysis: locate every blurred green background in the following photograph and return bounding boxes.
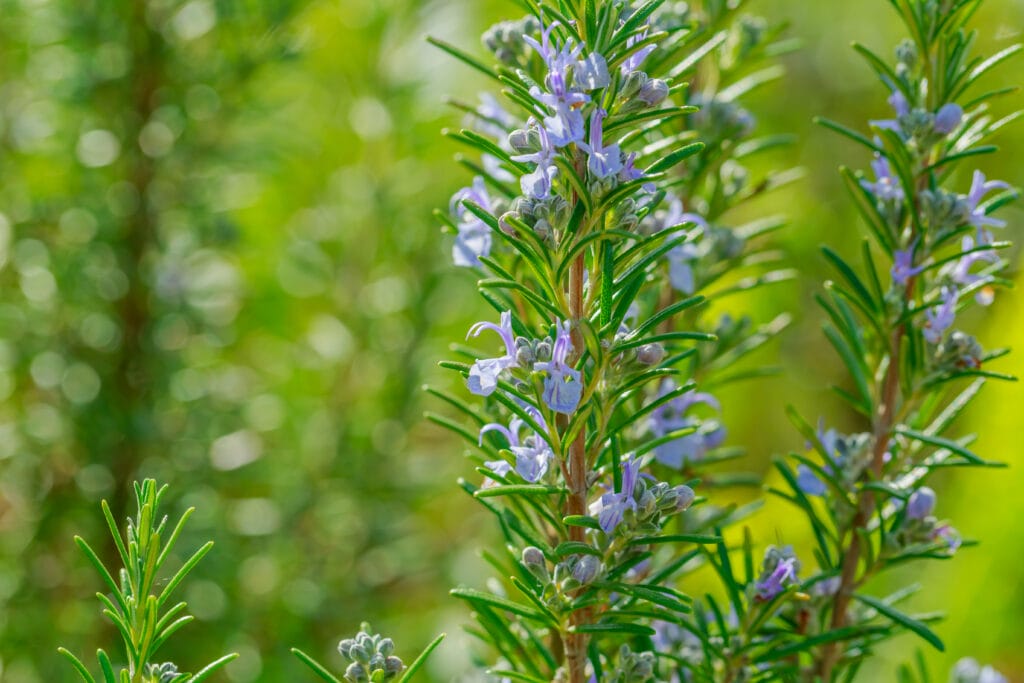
[0,0,1019,680]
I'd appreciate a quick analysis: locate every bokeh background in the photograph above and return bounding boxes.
[0,0,1020,681]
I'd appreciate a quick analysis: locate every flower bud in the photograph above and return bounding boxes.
[522,545,549,583]
[636,343,665,366]
[906,486,937,520]
[497,211,519,236]
[344,662,369,683]
[895,38,918,67]
[673,484,696,512]
[384,656,405,677]
[934,103,963,134]
[638,78,669,107]
[570,554,601,585]
[338,638,356,659]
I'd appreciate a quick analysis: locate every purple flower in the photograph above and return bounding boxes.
[923,286,957,344]
[534,320,582,414]
[934,103,963,134]
[511,119,558,199]
[481,459,513,488]
[450,177,495,267]
[618,152,655,192]
[578,108,622,179]
[861,154,905,201]
[467,311,518,395]
[796,465,828,496]
[964,170,1010,238]
[932,523,962,552]
[479,413,553,484]
[755,549,799,601]
[649,385,725,468]
[796,422,843,496]
[523,20,590,147]
[621,32,656,74]
[869,90,910,132]
[891,248,925,286]
[657,196,709,294]
[589,454,642,533]
[906,486,936,520]
[574,52,610,90]
[953,235,998,305]
[667,243,700,294]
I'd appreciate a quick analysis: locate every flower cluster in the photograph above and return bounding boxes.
[337,624,405,683]
[588,454,696,535]
[467,311,582,415]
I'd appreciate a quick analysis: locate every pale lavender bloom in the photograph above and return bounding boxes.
[891,248,924,286]
[621,32,656,74]
[534,319,582,414]
[511,119,558,199]
[574,52,610,90]
[869,89,910,132]
[480,414,553,483]
[906,486,936,519]
[578,108,622,179]
[934,103,963,134]
[619,152,655,192]
[523,20,590,147]
[932,523,962,551]
[467,310,518,395]
[965,170,1010,238]
[649,386,725,468]
[450,177,495,267]
[953,235,998,305]
[812,575,842,597]
[668,242,700,294]
[861,154,905,201]
[658,197,709,295]
[481,459,513,488]
[453,226,492,267]
[796,422,843,496]
[796,465,828,497]
[755,556,798,601]
[589,454,642,533]
[924,286,957,344]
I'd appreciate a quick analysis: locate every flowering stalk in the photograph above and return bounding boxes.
[769,1,1019,680]
[57,480,238,683]
[430,2,793,681]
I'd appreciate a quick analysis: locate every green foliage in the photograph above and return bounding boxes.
[58,480,237,682]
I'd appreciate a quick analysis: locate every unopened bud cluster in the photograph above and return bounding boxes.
[338,624,404,683]
[145,662,181,683]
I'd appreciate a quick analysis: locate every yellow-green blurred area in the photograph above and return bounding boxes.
[0,0,1020,681]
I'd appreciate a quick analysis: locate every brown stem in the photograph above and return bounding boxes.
[816,321,905,681]
[564,253,589,683]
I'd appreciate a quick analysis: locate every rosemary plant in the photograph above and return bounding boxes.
[58,480,237,683]
[429,1,795,681]
[773,0,1021,680]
